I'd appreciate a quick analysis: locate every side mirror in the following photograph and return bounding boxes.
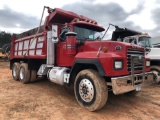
[52,25,58,43]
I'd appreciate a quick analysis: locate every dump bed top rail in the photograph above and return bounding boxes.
[14,25,44,40]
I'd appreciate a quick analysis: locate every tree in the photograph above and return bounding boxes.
[0,31,12,48]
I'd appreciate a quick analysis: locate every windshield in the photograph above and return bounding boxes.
[74,26,102,41]
[138,37,152,47]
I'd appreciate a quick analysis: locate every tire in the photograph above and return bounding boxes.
[30,70,37,82]
[12,62,20,80]
[19,63,30,84]
[74,69,108,111]
[150,66,160,84]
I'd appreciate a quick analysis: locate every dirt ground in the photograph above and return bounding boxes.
[0,61,160,120]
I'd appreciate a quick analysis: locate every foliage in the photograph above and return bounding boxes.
[0,31,12,48]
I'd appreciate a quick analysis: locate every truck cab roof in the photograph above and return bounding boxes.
[71,21,105,32]
[49,8,97,25]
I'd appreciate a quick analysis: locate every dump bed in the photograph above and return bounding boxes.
[111,27,142,41]
[10,29,47,60]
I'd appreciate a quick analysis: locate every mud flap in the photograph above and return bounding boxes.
[135,84,141,91]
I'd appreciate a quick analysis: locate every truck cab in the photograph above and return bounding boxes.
[123,34,154,54]
[123,34,152,48]
[55,20,104,66]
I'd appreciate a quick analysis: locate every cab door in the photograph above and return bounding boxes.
[56,27,75,66]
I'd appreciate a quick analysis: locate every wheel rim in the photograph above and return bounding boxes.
[13,65,17,78]
[152,70,160,83]
[20,67,25,80]
[79,79,94,102]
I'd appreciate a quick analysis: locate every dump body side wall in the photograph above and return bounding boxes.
[10,32,47,60]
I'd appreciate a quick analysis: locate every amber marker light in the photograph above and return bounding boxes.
[103,47,108,53]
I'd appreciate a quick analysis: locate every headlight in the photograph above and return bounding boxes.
[146,60,150,67]
[114,60,123,69]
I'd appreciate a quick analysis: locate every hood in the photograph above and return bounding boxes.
[82,40,144,53]
[146,48,160,60]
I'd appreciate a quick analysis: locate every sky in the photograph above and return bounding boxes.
[0,0,160,39]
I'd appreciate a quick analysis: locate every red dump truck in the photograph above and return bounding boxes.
[10,7,151,111]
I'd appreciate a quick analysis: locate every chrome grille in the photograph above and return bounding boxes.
[127,49,144,72]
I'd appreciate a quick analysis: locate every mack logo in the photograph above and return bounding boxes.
[131,44,138,49]
[133,56,143,64]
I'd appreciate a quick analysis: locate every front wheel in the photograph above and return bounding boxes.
[150,66,160,84]
[74,69,108,111]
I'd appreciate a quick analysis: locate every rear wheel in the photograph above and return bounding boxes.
[19,63,30,84]
[150,66,160,84]
[30,70,37,82]
[12,62,20,80]
[74,69,108,111]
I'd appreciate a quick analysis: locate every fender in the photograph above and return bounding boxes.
[71,59,106,76]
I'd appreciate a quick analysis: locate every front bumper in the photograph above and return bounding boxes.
[111,72,152,95]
